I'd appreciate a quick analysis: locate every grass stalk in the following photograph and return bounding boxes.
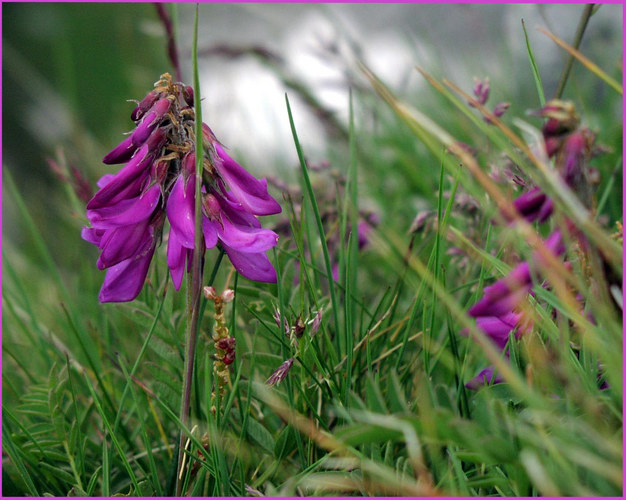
[285,93,341,361]
[554,4,595,99]
[175,5,206,495]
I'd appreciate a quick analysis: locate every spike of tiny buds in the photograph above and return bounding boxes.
[205,287,236,413]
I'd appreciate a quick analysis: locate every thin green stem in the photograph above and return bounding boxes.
[176,5,206,495]
[554,4,595,99]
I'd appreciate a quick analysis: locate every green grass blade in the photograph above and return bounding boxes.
[117,355,164,496]
[2,421,40,496]
[521,19,546,106]
[82,371,141,493]
[285,93,340,365]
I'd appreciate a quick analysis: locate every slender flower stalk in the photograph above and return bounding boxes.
[203,286,236,412]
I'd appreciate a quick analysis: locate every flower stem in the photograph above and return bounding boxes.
[554,4,595,99]
[154,3,182,82]
[175,5,205,495]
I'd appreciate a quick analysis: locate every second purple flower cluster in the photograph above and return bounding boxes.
[465,100,593,388]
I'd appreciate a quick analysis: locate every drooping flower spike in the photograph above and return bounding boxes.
[83,73,281,302]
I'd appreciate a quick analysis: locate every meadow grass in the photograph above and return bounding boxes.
[2,4,622,497]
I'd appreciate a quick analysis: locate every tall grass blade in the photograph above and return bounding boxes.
[285,93,341,363]
[538,26,622,95]
[521,19,546,106]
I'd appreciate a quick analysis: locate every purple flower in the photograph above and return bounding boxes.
[465,229,564,388]
[465,366,504,390]
[83,73,281,302]
[492,101,510,118]
[310,310,322,337]
[204,125,281,217]
[462,311,530,350]
[512,187,554,223]
[484,101,511,124]
[266,357,295,386]
[471,77,490,106]
[468,261,532,318]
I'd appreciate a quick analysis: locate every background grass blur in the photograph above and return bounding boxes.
[2,3,623,497]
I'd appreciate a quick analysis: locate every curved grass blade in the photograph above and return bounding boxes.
[538,26,622,95]
[521,19,545,106]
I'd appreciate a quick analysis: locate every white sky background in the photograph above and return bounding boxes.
[169,3,622,176]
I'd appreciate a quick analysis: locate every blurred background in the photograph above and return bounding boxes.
[2,2,623,272]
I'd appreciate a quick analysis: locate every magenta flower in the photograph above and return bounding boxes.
[512,187,554,223]
[462,311,530,351]
[83,73,281,302]
[465,366,504,390]
[471,77,490,106]
[266,357,295,386]
[468,261,533,318]
[465,230,564,388]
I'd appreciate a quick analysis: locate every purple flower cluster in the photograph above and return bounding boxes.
[465,100,592,389]
[513,101,593,222]
[465,231,566,388]
[469,77,510,123]
[83,73,281,302]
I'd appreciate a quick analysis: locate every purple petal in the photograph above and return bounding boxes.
[81,226,105,246]
[217,190,263,228]
[357,221,373,250]
[96,220,152,270]
[87,145,152,210]
[167,230,190,290]
[217,217,278,253]
[202,217,219,249]
[493,101,510,118]
[331,262,340,282]
[542,229,565,256]
[536,197,554,223]
[212,143,281,216]
[131,98,171,146]
[97,174,115,189]
[465,366,504,390]
[103,136,136,165]
[144,127,167,155]
[99,244,156,303]
[166,174,196,249]
[87,183,161,229]
[475,314,519,350]
[513,187,545,215]
[223,246,277,283]
[562,132,586,188]
[131,90,159,121]
[513,187,554,223]
[468,262,532,317]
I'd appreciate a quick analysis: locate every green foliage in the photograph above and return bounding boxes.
[3,3,622,497]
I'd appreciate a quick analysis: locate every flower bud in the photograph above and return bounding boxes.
[183,85,194,107]
[310,310,322,337]
[216,337,235,350]
[204,286,218,300]
[538,99,579,138]
[131,91,159,122]
[181,152,196,177]
[493,101,510,118]
[294,315,306,338]
[471,77,490,106]
[266,358,294,386]
[221,289,235,303]
[103,136,136,165]
[203,193,222,219]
